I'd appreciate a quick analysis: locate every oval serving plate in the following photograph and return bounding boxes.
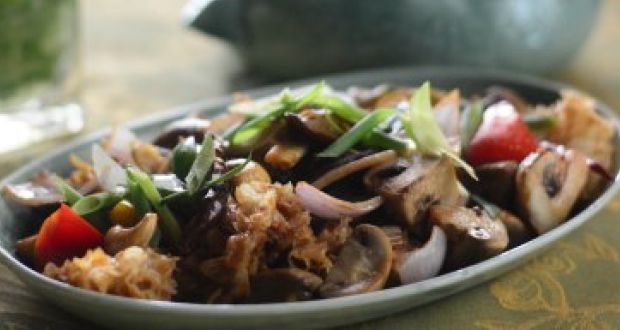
[1,67,619,330]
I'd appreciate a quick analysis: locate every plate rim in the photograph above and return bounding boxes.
[1,65,619,319]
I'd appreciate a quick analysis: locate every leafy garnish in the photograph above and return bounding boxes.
[404,82,477,179]
[185,134,216,195]
[318,108,395,158]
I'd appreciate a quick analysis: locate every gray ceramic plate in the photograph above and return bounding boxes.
[1,67,619,330]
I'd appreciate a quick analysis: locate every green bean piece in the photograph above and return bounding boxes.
[52,175,82,205]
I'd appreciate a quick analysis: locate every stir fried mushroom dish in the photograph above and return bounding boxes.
[3,81,615,303]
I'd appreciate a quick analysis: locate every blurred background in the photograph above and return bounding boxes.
[0,0,619,328]
[0,0,618,174]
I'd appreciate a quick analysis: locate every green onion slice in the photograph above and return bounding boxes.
[318,108,395,158]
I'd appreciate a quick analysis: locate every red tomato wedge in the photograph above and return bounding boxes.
[467,101,539,166]
[35,204,104,269]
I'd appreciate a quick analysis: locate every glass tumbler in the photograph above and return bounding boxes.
[0,0,83,154]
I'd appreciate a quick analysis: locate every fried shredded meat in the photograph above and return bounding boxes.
[44,247,178,300]
[178,181,344,303]
[548,91,615,196]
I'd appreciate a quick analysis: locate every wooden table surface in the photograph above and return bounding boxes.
[0,0,619,329]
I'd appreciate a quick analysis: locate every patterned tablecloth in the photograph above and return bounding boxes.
[0,1,619,329]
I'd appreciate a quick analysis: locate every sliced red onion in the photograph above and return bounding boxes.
[295,181,382,220]
[312,150,397,190]
[105,127,137,165]
[92,144,127,192]
[394,226,447,284]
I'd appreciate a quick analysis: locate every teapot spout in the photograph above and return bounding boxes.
[182,0,243,44]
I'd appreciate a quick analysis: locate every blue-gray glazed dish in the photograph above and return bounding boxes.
[185,0,600,79]
[0,67,618,330]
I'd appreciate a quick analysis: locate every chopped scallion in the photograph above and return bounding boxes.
[404,82,477,179]
[318,108,395,158]
[52,175,82,205]
[185,134,215,195]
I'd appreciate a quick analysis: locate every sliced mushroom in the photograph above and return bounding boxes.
[497,209,531,247]
[430,205,509,270]
[364,156,465,228]
[285,109,346,143]
[264,143,308,170]
[516,148,588,234]
[104,213,158,255]
[320,224,392,298]
[312,150,397,189]
[153,117,211,149]
[2,171,62,208]
[387,226,447,285]
[459,161,518,210]
[470,195,532,248]
[247,268,323,303]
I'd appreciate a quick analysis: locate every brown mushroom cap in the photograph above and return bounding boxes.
[247,268,323,303]
[365,156,465,228]
[516,148,588,234]
[430,205,509,270]
[153,117,211,149]
[319,224,393,298]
